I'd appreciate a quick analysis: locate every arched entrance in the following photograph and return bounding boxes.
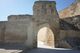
[37,27,55,48]
[32,22,60,48]
[33,22,59,48]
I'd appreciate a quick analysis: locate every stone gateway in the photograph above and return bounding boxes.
[0,0,80,49]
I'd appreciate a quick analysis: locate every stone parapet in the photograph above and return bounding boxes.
[8,15,33,21]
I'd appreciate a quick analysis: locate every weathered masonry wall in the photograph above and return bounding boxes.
[0,14,36,49]
[5,15,35,48]
[33,1,60,48]
[0,21,6,44]
[60,30,80,40]
[0,0,80,50]
[59,30,80,48]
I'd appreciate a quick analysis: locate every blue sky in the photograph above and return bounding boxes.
[0,0,75,21]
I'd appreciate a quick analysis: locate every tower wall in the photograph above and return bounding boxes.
[33,1,59,28]
[33,1,60,48]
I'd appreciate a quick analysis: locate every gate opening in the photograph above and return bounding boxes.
[37,27,55,48]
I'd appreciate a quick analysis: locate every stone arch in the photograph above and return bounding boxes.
[37,25,55,48]
[33,23,60,48]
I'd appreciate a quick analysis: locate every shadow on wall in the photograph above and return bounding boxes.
[60,15,80,30]
[65,37,80,49]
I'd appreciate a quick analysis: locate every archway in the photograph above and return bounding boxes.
[37,26,55,48]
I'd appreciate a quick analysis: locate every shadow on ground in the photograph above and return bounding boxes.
[0,43,26,50]
[21,48,80,53]
[0,43,80,53]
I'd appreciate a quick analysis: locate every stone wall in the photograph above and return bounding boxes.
[8,14,32,21]
[60,30,80,39]
[59,15,80,48]
[60,15,80,30]
[0,15,36,49]
[0,21,6,43]
[59,30,80,48]
[5,15,33,45]
[0,1,60,49]
[33,1,59,29]
[0,0,80,49]
[33,1,60,48]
